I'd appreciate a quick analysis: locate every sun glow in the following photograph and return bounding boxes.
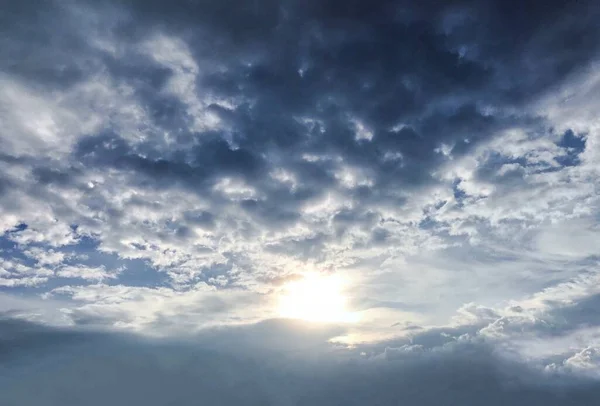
[278,273,359,323]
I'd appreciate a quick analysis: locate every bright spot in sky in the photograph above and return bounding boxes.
[278,273,359,323]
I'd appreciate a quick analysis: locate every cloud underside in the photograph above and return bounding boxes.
[1,318,600,406]
[1,0,600,395]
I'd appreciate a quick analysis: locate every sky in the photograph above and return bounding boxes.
[1,0,600,404]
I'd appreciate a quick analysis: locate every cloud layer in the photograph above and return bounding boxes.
[1,0,600,402]
[2,318,600,406]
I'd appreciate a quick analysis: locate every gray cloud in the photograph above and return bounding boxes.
[2,318,600,406]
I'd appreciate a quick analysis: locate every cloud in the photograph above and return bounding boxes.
[1,0,600,403]
[55,265,122,281]
[2,318,600,406]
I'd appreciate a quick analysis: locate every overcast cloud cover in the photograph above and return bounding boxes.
[1,0,600,404]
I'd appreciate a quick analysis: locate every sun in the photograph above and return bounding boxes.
[277,272,359,323]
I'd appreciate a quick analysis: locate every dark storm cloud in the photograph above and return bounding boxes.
[3,0,599,233]
[75,132,265,185]
[2,318,600,406]
[127,0,597,215]
[0,2,91,89]
[116,0,599,140]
